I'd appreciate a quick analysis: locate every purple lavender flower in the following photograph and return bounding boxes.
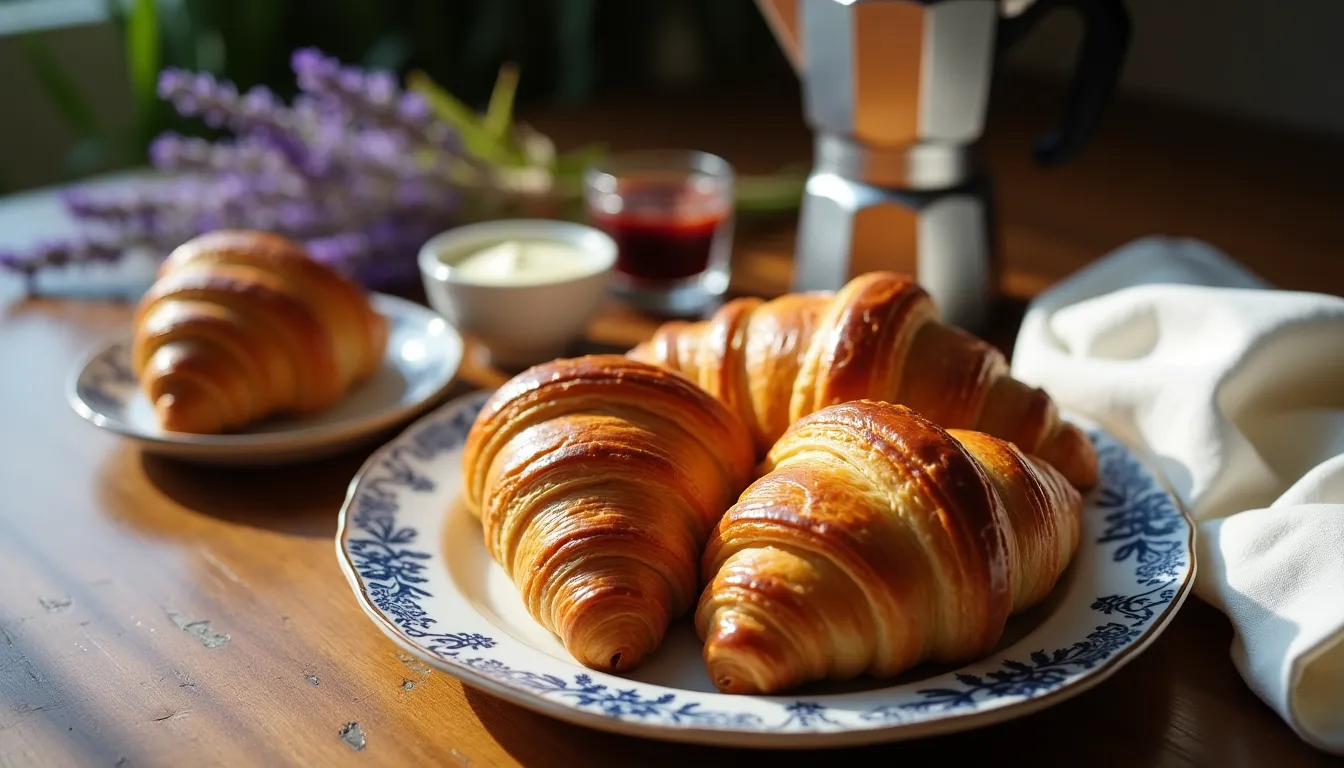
[291,48,336,93]
[274,200,324,232]
[159,72,295,139]
[156,68,192,105]
[0,250,36,275]
[305,213,451,284]
[291,47,453,149]
[303,230,368,267]
[4,238,124,272]
[148,132,194,168]
[149,133,288,179]
[364,71,397,108]
[2,48,485,290]
[396,93,432,126]
[237,85,282,126]
[59,185,161,228]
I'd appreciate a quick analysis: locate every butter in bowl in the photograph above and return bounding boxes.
[418,220,616,369]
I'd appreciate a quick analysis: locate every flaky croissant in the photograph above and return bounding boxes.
[461,355,756,672]
[629,271,1097,489]
[695,399,1082,695]
[131,230,388,434]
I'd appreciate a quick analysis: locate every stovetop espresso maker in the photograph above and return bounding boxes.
[757,0,1130,331]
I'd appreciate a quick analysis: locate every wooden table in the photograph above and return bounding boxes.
[2,79,1342,766]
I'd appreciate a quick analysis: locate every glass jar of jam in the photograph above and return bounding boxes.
[584,150,734,316]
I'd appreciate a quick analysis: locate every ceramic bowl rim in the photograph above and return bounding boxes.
[417,219,617,290]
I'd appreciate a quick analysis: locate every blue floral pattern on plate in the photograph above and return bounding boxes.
[337,390,1195,746]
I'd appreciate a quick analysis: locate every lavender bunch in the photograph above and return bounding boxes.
[0,49,510,288]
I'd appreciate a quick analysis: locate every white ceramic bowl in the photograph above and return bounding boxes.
[418,220,616,368]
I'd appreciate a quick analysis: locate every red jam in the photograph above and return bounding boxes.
[589,181,730,284]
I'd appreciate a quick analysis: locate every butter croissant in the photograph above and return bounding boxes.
[131,230,388,434]
[695,399,1082,695]
[461,355,756,672]
[629,271,1097,489]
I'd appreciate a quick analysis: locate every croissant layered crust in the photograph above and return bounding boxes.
[695,400,1081,695]
[131,230,387,433]
[629,271,1097,489]
[462,355,756,672]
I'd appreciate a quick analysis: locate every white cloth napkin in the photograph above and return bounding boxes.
[1010,237,1344,754]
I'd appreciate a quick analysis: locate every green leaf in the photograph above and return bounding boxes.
[407,70,480,130]
[405,69,516,166]
[551,142,607,175]
[540,142,605,200]
[20,34,101,137]
[482,62,520,142]
[126,0,161,113]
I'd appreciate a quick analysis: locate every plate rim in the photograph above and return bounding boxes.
[65,292,463,450]
[335,389,1198,749]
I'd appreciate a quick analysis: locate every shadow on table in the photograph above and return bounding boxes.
[97,438,389,540]
[988,296,1030,354]
[462,637,1176,768]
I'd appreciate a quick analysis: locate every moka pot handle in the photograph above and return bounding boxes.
[998,0,1132,165]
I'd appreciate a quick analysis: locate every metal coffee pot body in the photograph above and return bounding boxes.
[758,0,1130,331]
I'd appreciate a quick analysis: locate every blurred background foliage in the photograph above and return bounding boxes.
[17,0,793,182]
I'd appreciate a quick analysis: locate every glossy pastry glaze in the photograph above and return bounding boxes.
[461,355,756,673]
[131,230,388,434]
[629,271,1098,489]
[695,400,1082,695]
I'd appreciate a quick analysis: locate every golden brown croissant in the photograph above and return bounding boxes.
[131,230,388,434]
[461,355,756,672]
[629,271,1097,489]
[695,399,1082,695]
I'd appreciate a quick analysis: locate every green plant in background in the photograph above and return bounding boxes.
[410,64,603,193]
[3,46,609,285]
[19,0,167,180]
[20,0,805,210]
[405,56,805,217]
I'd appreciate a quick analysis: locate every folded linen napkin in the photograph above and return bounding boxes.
[1011,236,1344,754]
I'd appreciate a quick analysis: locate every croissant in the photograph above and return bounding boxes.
[695,399,1082,695]
[629,271,1097,489]
[131,230,388,434]
[461,355,756,672]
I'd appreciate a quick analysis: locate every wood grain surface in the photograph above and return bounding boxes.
[1,79,1342,767]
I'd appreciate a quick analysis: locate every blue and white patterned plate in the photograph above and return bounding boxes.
[67,293,463,465]
[336,390,1196,748]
